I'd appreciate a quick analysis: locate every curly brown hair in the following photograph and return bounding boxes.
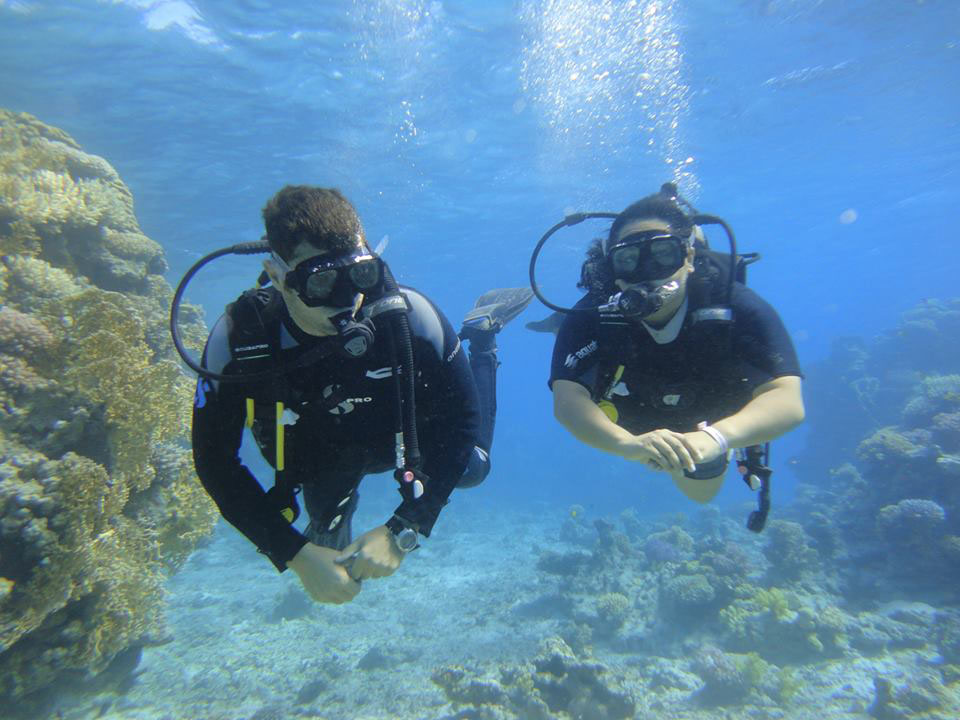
[262,186,364,261]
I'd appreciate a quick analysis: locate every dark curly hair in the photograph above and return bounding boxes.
[578,187,694,295]
[262,186,364,261]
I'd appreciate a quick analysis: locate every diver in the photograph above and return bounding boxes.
[533,184,804,512]
[188,186,532,604]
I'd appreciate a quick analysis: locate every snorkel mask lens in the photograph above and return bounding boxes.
[302,267,337,300]
[280,251,382,307]
[347,257,381,291]
[608,231,688,283]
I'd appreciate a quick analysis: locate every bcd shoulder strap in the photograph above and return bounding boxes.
[225,287,284,370]
[224,287,301,523]
[688,248,744,309]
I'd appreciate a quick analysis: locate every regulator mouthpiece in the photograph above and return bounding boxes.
[615,279,681,319]
[330,309,375,358]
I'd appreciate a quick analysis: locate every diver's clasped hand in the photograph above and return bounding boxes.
[287,527,405,605]
[335,525,404,582]
[287,543,361,605]
[621,429,701,474]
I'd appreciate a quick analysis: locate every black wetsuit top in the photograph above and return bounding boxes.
[549,283,802,434]
[192,287,480,570]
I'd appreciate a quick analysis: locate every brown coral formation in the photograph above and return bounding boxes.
[0,109,216,710]
[432,637,635,720]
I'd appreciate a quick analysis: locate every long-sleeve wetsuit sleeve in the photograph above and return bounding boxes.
[191,317,308,571]
[392,295,481,536]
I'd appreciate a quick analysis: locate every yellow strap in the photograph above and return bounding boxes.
[247,396,293,521]
[275,401,285,471]
[612,364,625,385]
[596,365,625,424]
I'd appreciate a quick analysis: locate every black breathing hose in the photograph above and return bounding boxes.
[381,266,421,469]
[169,241,284,383]
[528,212,619,314]
[689,214,737,306]
[169,241,341,383]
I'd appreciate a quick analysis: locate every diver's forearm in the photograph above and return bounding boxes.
[711,380,805,448]
[553,382,635,457]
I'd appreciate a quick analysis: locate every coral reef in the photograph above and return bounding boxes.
[0,109,215,712]
[593,592,632,635]
[799,299,960,485]
[642,524,695,565]
[877,499,947,548]
[868,673,960,720]
[795,297,960,599]
[432,637,635,720]
[763,520,820,582]
[519,312,960,715]
[690,646,772,707]
[718,586,852,663]
[660,573,716,617]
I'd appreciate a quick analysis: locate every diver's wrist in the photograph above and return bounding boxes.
[696,422,729,455]
[614,434,643,459]
[385,515,419,553]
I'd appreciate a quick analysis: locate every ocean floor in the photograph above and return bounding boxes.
[49,481,957,720]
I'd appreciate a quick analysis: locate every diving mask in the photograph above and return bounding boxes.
[607,229,692,284]
[273,249,382,307]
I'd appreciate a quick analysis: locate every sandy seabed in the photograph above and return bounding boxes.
[52,486,944,720]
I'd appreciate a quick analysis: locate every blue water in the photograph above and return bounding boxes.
[4,0,958,520]
[0,0,960,508]
[2,0,957,547]
[6,3,960,719]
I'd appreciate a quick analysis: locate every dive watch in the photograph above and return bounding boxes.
[386,515,419,553]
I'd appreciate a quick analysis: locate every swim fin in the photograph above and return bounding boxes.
[525,311,564,335]
[462,287,534,334]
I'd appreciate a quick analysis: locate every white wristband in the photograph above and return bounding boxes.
[697,422,729,455]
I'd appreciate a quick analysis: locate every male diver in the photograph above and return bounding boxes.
[541,184,804,506]
[190,186,531,604]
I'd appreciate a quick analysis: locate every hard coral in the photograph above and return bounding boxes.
[530,638,635,720]
[902,374,960,428]
[691,646,771,707]
[643,525,695,565]
[594,592,631,634]
[763,520,819,582]
[857,427,932,469]
[0,254,83,312]
[719,587,851,664]
[868,673,959,719]
[432,638,635,720]
[935,611,960,664]
[876,499,946,547]
[61,289,192,491]
[0,353,52,393]
[931,412,960,450]
[0,109,216,712]
[701,541,752,579]
[661,573,716,612]
[0,308,58,362]
[0,109,153,294]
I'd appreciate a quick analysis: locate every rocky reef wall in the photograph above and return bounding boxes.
[796,298,960,597]
[0,109,217,711]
